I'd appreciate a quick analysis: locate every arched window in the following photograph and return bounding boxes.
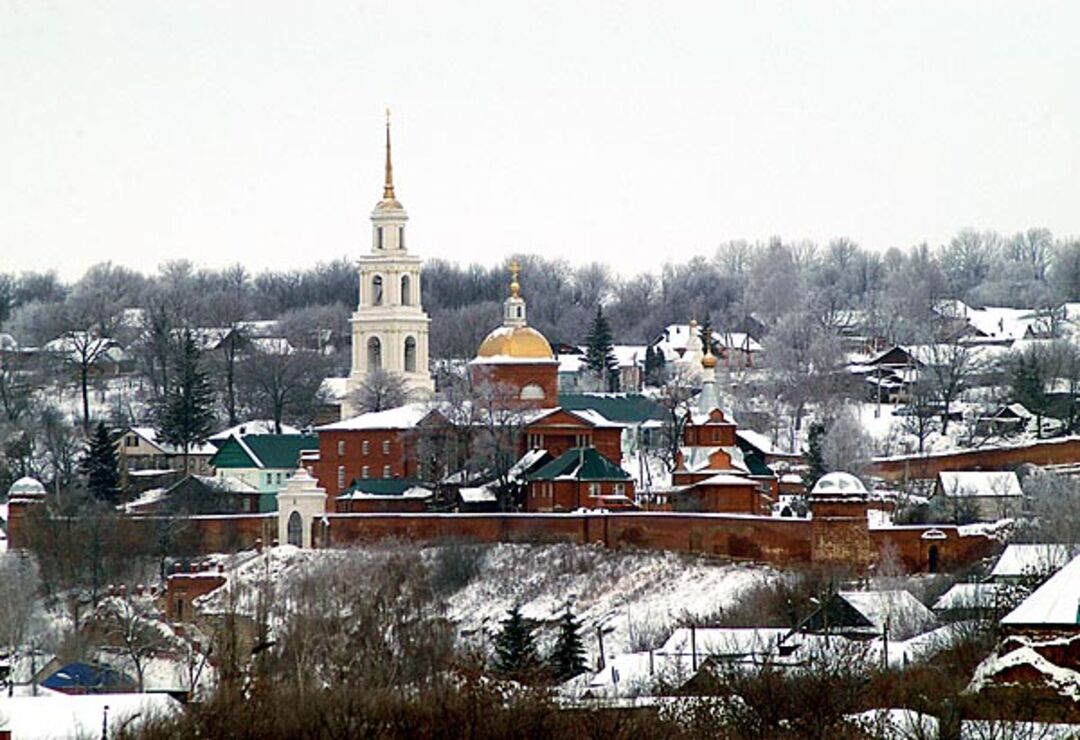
[287,511,303,547]
[372,276,384,306]
[401,274,412,306]
[367,337,382,371]
[520,383,545,400]
[404,336,417,373]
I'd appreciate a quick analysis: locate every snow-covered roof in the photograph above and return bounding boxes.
[990,544,1072,579]
[838,590,937,635]
[937,471,1023,498]
[1001,551,1080,627]
[320,376,349,402]
[931,583,1005,611]
[678,446,749,474]
[247,336,294,355]
[969,639,1080,703]
[695,473,759,487]
[126,427,217,456]
[316,402,433,431]
[652,324,762,361]
[0,691,180,738]
[459,486,498,504]
[209,420,301,440]
[338,485,432,501]
[7,476,46,498]
[811,472,868,497]
[735,428,778,456]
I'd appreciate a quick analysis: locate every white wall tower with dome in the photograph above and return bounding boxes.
[343,112,435,418]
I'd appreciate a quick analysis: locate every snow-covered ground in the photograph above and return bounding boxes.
[441,543,775,660]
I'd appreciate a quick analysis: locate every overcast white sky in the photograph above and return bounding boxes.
[2,1,1078,281]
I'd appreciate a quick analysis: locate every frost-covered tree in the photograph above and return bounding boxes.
[350,368,409,414]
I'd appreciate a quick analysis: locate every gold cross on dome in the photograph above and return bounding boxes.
[509,260,521,298]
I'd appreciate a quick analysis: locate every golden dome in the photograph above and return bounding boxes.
[702,351,717,369]
[476,325,554,360]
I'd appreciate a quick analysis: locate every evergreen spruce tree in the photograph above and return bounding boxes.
[80,421,120,503]
[548,608,588,682]
[584,305,619,392]
[158,331,216,476]
[493,605,538,677]
[803,421,828,490]
[644,344,665,386]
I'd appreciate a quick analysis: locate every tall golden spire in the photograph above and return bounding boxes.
[383,108,395,200]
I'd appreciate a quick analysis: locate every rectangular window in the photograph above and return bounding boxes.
[125,435,138,447]
[527,434,542,449]
[337,440,345,456]
[362,440,370,455]
[362,465,370,479]
[376,227,383,249]
[265,473,272,486]
[382,465,391,478]
[614,483,625,496]
[382,439,390,455]
[276,473,283,485]
[588,483,600,497]
[337,466,345,488]
[399,226,405,249]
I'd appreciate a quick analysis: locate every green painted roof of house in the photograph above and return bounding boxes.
[557,393,664,424]
[210,434,317,470]
[528,447,631,482]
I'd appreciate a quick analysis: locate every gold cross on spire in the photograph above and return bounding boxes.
[509,260,521,298]
[383,107,395,200]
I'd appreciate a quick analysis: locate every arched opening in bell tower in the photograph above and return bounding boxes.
[367,337,382,370]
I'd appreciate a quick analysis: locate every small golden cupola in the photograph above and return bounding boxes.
[475,261,555,360]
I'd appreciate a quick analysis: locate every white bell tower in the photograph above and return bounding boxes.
[343,111,435,417]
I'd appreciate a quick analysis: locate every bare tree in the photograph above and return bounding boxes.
[0,553,42,665]
[820,408,874,475]
[92,594,177,692]
[236,348,329,433]
[349,368,410,414]
[656,364,695,472]
[923,339,980,435]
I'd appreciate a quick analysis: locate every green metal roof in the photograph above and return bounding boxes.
[735,437,776,478]
[528,447,631,482]
[557,393,664,424]
[210,434,317,470]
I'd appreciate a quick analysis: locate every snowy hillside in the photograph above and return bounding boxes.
[439,543,775,661]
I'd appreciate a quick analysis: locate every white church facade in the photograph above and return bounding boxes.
[343,115,435,417]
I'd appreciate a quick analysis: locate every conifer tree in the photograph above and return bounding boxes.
[644,344,665,386]
[548,608,587,682]
[493,605,538,676]
[584,305,619,392]
[158,331,216,476]
[803,421,828,490]
[80,421,120,503]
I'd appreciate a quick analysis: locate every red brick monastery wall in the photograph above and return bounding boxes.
[869,437,1080,481]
